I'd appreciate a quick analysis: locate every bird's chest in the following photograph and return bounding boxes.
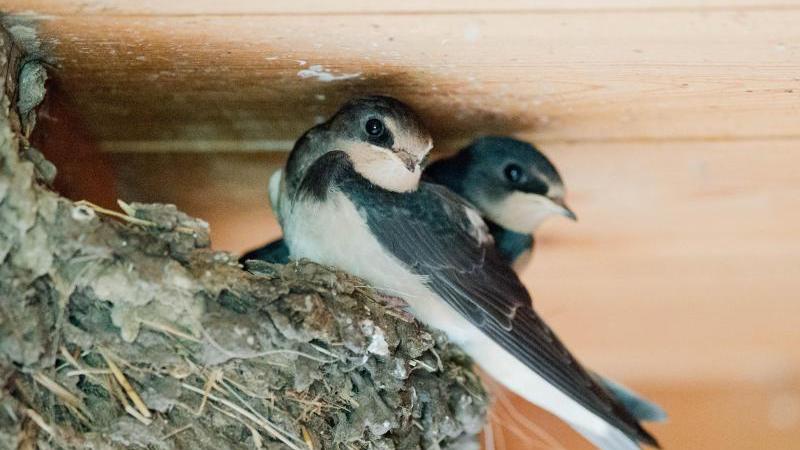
[284,193,364,265]
[283,192,476,343]
[284,192,416,289]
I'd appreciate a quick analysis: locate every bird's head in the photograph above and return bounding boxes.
[325,96,433,192]
[452,136,576,234]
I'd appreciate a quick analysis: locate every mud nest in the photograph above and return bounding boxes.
[0,26,488,450]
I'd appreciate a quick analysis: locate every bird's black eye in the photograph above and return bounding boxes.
[365,118,384,136]
[504,164,525,184]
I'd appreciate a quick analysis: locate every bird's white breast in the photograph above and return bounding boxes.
[283,192,474,341]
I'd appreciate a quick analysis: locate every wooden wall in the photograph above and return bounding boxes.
[6,1,800,448]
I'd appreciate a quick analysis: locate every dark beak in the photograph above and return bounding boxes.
[551,198,578,221]
[394,149,417,172]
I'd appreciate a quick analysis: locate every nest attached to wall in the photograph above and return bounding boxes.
[0,27,488,450]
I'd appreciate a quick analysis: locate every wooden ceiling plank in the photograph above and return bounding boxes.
[11,10,796,151]
[5,0,800,16]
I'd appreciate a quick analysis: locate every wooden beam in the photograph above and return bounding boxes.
[3,8,797,152]
[5,0,800,15]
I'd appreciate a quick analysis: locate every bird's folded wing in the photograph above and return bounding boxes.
[356,181,658,447]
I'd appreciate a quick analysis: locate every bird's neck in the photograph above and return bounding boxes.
[285,126,331,197]
[295,150,357,202]
[486,221,534,264]
[422,153,469,198]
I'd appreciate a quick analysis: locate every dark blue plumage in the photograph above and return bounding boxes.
[485,221,535,265]
[240,238,289,264]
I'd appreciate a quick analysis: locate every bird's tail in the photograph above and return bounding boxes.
[598,376,668,423]
[474,345,657,450]
[463,313,659,450]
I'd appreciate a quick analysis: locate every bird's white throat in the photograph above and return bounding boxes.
[482,192,565,234]
[343,141,423,193]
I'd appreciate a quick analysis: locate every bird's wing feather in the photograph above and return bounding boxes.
[596,375,668,423]
[342,179,658,447]
[239,239,290,265]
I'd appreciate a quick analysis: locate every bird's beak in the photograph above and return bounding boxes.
[394,149,418,172]
[551,198,578,221]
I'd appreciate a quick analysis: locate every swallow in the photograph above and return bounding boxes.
[242,136,568,266]
[244,136,665,423]
[424,136,574,267]
[425,137,667,422]
[271,96,659,450]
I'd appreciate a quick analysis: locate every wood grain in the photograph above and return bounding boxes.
[6,9,799,151]
[6,1,800,15]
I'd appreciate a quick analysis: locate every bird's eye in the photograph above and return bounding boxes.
[365,118,384,136]
[504,164,525,183]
